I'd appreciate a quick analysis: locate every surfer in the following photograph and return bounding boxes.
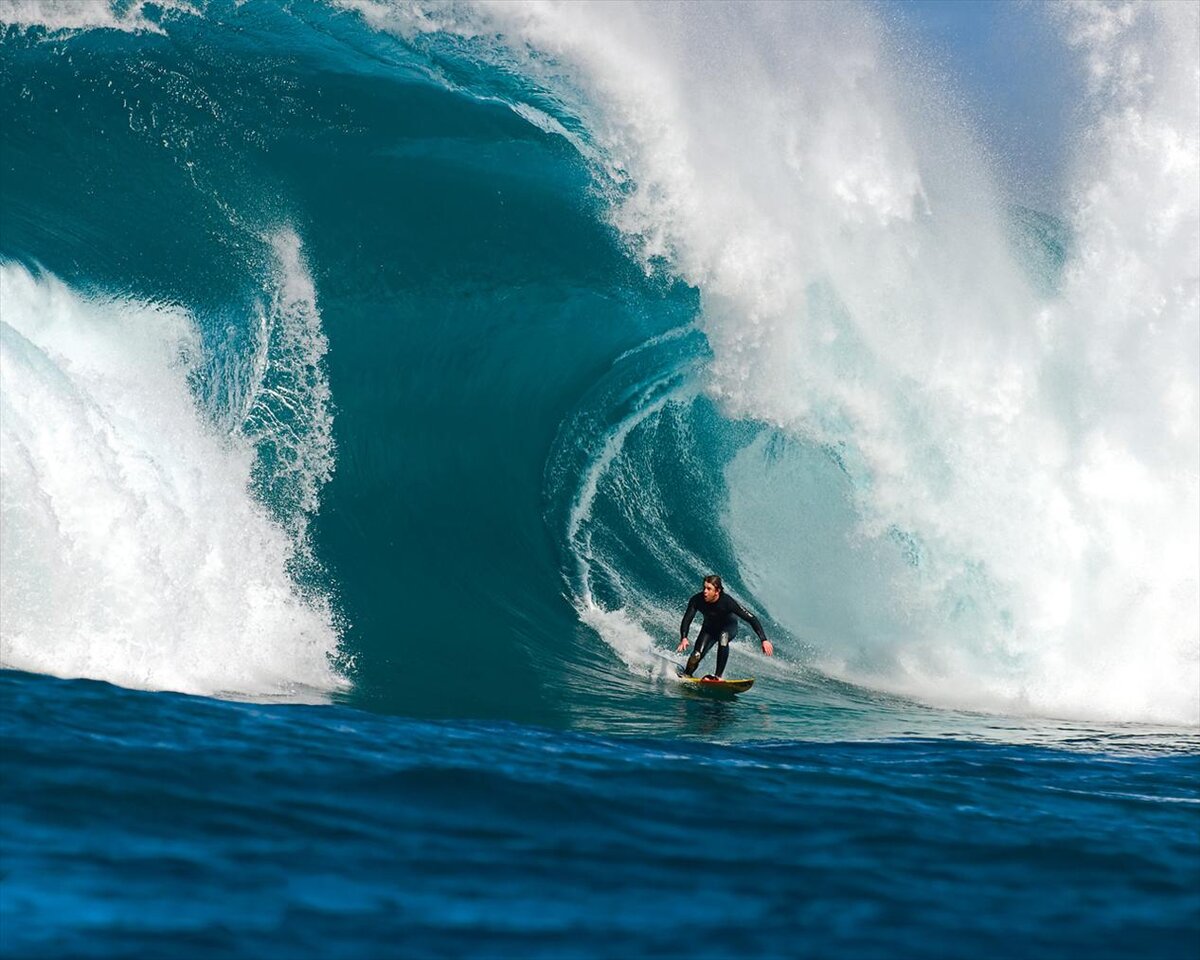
[676,575,773,680]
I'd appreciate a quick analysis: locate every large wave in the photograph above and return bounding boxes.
[1,0,1196,727]
[348,0,1198,724]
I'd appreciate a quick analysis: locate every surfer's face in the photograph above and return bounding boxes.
[702,582,720,602]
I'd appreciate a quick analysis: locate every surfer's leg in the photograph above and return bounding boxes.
[684,630,717,677]
[714,626,736,677]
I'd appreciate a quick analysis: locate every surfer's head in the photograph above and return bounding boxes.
[702,575,723,602]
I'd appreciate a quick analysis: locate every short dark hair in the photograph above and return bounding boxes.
[703,574,723,592]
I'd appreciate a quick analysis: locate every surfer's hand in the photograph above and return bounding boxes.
[677,637,689,652]
[762,640,774,657]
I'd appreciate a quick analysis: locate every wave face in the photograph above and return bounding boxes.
[1,0,1196,728]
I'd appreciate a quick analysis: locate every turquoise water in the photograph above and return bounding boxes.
[1,2,1198,956]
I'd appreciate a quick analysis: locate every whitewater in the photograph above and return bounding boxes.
[1,2,1198,957]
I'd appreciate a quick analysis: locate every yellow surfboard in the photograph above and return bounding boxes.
[678,676,754,695]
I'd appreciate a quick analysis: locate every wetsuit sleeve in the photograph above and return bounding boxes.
[729,597,769,643]
[679,595,699,638]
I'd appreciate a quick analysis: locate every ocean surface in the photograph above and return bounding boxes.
[1,1,1198,957]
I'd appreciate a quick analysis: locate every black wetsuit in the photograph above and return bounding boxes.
[680,591,768,678]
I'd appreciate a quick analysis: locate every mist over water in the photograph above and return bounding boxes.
[1,0,1196,730]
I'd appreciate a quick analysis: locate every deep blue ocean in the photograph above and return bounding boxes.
[2,2,1198,958]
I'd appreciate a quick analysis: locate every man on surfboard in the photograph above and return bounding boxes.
[676,575,773,680]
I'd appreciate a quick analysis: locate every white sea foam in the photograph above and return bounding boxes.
[0,250,346,698]
[0,0,197,34]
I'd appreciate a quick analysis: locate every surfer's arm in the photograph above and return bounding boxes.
[731,599,774,655]
[677,596,699,650]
